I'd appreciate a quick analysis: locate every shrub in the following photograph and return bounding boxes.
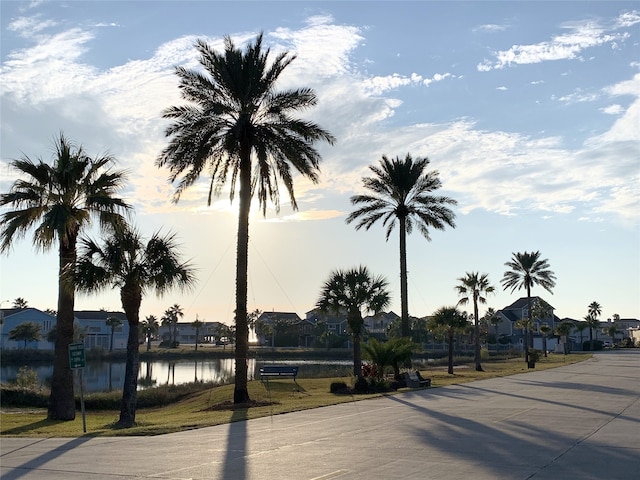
[582,340,604,351]
[354,377,369,393]
[330,381,348,393]
[16,366,39,389]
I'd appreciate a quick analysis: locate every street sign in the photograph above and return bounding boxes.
[68,342,86,369]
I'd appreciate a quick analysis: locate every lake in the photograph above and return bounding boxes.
[1,358,354,393]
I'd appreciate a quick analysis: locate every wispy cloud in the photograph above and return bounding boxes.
[477,11,638,71]
[473,23,508,33]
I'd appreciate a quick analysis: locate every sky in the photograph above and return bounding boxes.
[1,1,639,326]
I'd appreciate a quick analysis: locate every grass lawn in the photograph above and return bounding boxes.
[0,353,590,437]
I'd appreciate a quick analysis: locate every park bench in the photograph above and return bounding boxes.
[405,371,431,388]
[259,365,299,383]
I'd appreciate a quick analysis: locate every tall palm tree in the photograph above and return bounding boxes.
[455,272,494,372]
[169,304,184,345]
[105,316,123,352]
[501,251,556,364]
[75,225,195,427]
[157,34,334,404]
[316,266,390,379]
[346,154,457,339]
[0,133,130,420]
[428,306,469,374]
[587,301,602,350]
[141,315,159,351]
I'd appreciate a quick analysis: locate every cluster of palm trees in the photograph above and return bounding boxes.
[1,32,571,423]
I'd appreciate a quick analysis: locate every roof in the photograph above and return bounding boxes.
[74,311,127,321]
[502,296,555,311]
[258,312,302,323]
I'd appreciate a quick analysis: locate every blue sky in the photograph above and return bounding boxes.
[1,1,638,324]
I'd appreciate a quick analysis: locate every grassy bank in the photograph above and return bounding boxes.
[0,353,590,437]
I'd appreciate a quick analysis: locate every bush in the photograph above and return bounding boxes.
[16,366,39,389]
[330,381,348,393]
[582,340,604,351]
[354,377,368,393]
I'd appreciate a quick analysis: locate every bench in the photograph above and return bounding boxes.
[405,371,431,388]
[259,365,299,382]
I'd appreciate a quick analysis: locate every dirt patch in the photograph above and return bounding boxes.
[202,400,277,411]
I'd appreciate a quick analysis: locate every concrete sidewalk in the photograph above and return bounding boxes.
[2,350,639,479]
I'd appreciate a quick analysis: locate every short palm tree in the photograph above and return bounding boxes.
[486,308,501,349]
[555,321,574,354]
[75,225,195,427]
[105,316,123,352]
[141,315,159,351]
[346,154,456,339]
[501,251,556,363]
[539,324,552,357]
[157,34,334,404]
[455,272,494,371]
[428,306,469,374]
[574,321,589,350]
[0,133,130,420]
[584,313,601,351]
[191,317,204,351]
[316,266,390,379]
[604,324,618,346]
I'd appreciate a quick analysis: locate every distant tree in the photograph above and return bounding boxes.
[169,304,183,344]
[555,322,574,354]
[574,321,589,350]
[455,272,495,372]
[46,324,84,344]
[428,307,469,374]
[539,324,552,357]
[141,315,159,352]
[604,324,619,346]
[9,322,41,348]
[12,297,29,309]
[317,266,390,379]
[501,251,556,364]
[0,133,130,420]
[485,308,501,346]
[346,154,457,340]
[105,316,123,352]
[191,316,204,351]
[587,301,602,350]
[75,225,195,427]
[584,314,600,351]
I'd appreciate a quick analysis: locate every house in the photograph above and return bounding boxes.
[363,311,399,338]
[254,311,308,347]
[493,297,563,351]
[0,307,130,351]
[0,308,55,350]
[158,321,224,345]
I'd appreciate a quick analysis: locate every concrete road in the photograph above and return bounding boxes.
[2,350,639,480]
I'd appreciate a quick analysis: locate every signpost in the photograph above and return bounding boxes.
[68,342,87,432]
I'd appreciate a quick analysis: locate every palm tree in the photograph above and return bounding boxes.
[141,315,159,352]
[539,324,552,357]
[428,307,469,374]
[105,316,123,352]
[501,251,556,364]
[604,324,619,346]
[316,266,390,379]
[587,301,602,350]
[0,133,130,420]
[455,272,494,372]
[75,225,195,427]
[191,316,204,351]
[555,321,574,354]
[584,314,601,351]
[169,304,184,345]
[157,34,334,404]
[12,297,29,309]
[574,321,589,350]
[9,322,42,349]
[346,154,457,339]
[486,308,501,349]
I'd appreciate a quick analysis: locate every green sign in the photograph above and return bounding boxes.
[68,342,86,369]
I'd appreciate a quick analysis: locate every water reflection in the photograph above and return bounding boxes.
[1,358,352,393]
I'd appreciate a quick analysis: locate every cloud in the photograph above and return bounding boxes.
[477,11,636,71]
[601,104,623,115]
[473,24,508,33]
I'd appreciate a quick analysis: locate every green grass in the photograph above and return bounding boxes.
[0,353,590,437]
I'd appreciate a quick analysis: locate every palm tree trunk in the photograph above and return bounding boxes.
[48,239,77,421]
[233,146,251,404]
[399,216,409,338]
[118,287,142,428]
[473,296,482,371]
[447,331,454,375]
[525,285,531,364]
[349,312,363,379]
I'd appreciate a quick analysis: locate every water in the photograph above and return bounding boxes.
[1,358,353,393]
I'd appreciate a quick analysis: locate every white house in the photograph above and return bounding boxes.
[0,308,55,350]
